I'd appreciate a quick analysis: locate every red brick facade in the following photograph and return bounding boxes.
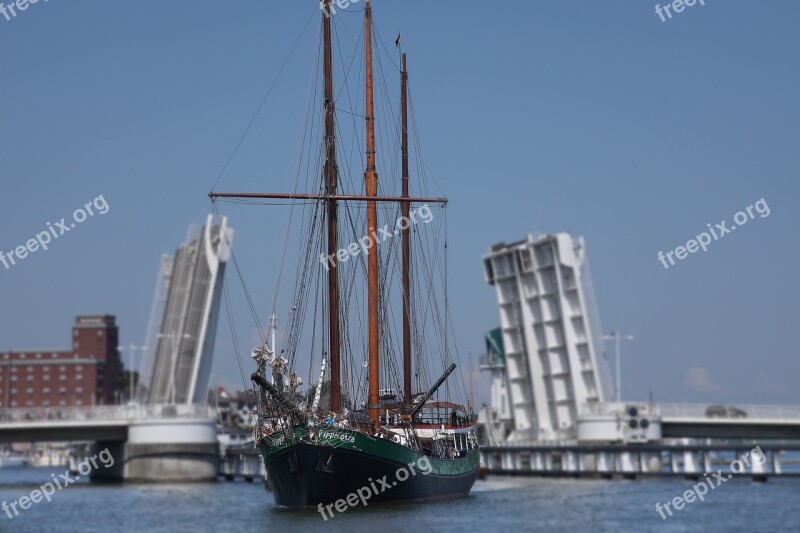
[0,315,124,409]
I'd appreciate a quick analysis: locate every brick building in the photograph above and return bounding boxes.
[0,315,125,409]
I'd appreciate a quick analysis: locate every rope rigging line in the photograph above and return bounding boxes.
[209,6,319,194]
[208,6,473,424]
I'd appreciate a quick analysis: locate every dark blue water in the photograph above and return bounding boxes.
[1,467,799,532]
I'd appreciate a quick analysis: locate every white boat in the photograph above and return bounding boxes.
[0,455,29,468]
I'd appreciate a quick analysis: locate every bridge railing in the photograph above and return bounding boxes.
[581,402,800,421]
[657,403,800,420]
[0,404,215,424]
[580,402,659,417]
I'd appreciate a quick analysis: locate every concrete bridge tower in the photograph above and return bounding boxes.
[482,233,613,442]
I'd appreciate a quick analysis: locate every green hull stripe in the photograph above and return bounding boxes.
[260,427,479,475]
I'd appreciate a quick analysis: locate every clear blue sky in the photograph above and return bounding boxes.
[1,1,798,406]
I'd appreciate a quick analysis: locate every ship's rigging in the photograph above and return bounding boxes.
[209,0,472,439]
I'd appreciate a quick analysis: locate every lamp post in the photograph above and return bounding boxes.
[603,332,634,403]
[119,344,143,404]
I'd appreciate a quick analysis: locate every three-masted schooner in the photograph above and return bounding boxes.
[211,0,479,508]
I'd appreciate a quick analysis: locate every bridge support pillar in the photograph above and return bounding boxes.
[564,452,577,473]
[533,452,545,471]
[642,452,661,473]
[596,452,611,474]
[91,418,219,483]
[683,450,700,475]
[750,447,767,478]
[619,451,636,473]
[773,451,783,475]
[703,452,713,474]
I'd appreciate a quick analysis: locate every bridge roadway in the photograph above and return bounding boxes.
[5,403,800,442]
[571,402,800,440]
[658,403,800,439]
[0,404,214,443]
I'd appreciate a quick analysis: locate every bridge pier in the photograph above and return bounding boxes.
[91,418,219,483]
[683,449,700,477]
[773,451,783,475]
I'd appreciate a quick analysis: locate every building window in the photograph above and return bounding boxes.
[11,401,17,407]
[43,400,50,406]
[27,375,33,382]
[76,387,83,394]
[19,354,26,359]
[76,400,83,406]
[74,343,79,349]
[10,388,17,395]
[51,353,58,358]
[59,366,66,371]
[10,376,17,382]
[59,400,66,406]
[35,353,42,359]
[43,375,50,382]
[26,388,33,395]
[43,388,50,394]
[59,375,67,381]
[76,365,83,371]
[519,249,533,272]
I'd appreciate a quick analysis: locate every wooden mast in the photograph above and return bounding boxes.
[323,0,341,412]
[400,53,412,406]
[205,2,453,425]
[365,0,381,427]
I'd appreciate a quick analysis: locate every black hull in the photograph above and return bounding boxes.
[265,442,479,508]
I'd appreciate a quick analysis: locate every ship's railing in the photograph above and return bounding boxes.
[406,414,474,427]
[0,404,215,424]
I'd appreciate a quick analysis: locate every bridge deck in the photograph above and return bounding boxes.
[0,404,214,443]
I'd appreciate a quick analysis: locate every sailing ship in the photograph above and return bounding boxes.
[211,0,479,507]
